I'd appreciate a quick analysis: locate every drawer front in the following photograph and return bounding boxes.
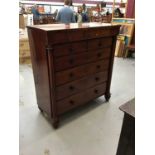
[67,29,86,42]
[57,82,107,114]
[48,31,68,44]
[88,37,113,50]
[55,59,109,86]
[48,29,86,44]
[56,71,108,100]
[71,41,87,53]
[54,47,111,71]
[53,43,71,57]
[53,41,87,57]
[87,27,119,38]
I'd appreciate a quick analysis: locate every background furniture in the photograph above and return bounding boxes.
[33,14,57,25]
[112,0,128,18]
[19,29,31,64]
[27,23,120,128]
[19,14,25,29]
[116,98,135,155]
[112,18,135,57]
[123,28,135,58]
[123,44,135,58]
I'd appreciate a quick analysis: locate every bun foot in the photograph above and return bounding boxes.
[52,118,59,129]
[105,93,111,101]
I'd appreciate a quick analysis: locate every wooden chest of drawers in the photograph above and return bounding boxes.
[27,23,120,128]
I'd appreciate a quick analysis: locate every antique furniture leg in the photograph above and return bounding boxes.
[52,117,59,129]
[105,92,111,101]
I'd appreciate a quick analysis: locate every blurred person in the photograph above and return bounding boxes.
[19,4,26,14]
[76,6,89,23]
[114,8,124,18]
[31,5,40,20]
[56,0,76,24]
[69,0,74,11]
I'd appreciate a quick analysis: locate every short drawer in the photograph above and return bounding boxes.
[67,29,86,42]
[54,47,111,71]
[87,27,119,38]
[88,37,113,50]
[57,82,107,114]
[55,59,109,86]
[48,30,68,44]
[53,43,71,57]
[53,41,87,57]
[56,71,108,100]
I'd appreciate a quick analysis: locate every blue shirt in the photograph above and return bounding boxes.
[31,7,40,20]
[56,6,76,24]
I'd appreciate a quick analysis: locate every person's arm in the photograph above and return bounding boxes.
[56,11,60,22]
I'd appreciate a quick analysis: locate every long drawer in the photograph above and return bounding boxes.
[54,47,111,71]
[48,29,87,44]
[56,71,108,100]
[53,41,87,57]
[55,59,109,86]
[57,82,107,115]
[87,27,119,39]
[47,27,118,44]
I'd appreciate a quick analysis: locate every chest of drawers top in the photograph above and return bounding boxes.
[27,22,120,44]
[28,22,118,31]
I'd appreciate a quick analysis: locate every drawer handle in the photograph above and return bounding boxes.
[69,100,74,105]
[69,85,74,90]
[95,77,100,81]
[69,59,74,64]
[69,72,74,77]
[97,53,102,57]
[96,65,101,69]
[94,89,99,94]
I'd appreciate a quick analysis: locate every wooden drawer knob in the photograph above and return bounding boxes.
[96,65,101,69]
[95,33,99,36]
[69,72,74,77]
[95,77,100,81]
[94,89,99,94]
[69,100,74,105]
[69,85,74,90]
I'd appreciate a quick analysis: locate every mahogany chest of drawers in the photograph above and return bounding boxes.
[27,23,120,128]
